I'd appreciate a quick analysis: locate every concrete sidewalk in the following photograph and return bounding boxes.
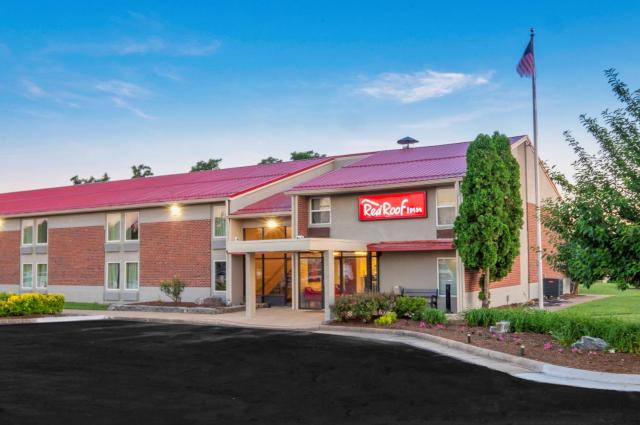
[64,306,324,330]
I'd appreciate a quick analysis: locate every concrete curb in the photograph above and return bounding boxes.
[0,315,107,325]
[319,325,640,392]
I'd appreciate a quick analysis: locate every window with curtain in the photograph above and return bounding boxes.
[36,219,48,244]
[436,187,456,226]
[125,262,139,290]
[125,212,139,241]
[437,258,457,296]
[107,263,120,290]
[213,206,226,238]
[22,264,33,288]
[214,261,226,291]
[36,264,48,289]
[106,213,121,242]
[22,220,34,245]
[310,197,331,225]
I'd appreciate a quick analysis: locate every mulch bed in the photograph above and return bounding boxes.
[331,319,640,374]
[133,300,226,308]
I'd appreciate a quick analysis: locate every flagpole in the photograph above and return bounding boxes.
[530,28,544,310]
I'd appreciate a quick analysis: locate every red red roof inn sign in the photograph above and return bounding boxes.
[358,192,427,221]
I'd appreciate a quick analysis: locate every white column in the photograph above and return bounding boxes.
[323,250,335,322]
[244,253,256,319]
[292,252,299,310]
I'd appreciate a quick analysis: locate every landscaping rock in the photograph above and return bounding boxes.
[571,336,609,351]
[489,321,511,334]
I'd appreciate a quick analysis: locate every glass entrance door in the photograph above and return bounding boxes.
[255,253,292,306]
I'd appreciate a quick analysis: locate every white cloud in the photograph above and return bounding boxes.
[95,80,150,98]
[22,80,47,98]
[359,69,491,103]
[21,79,80,107]
[42,37,220,57]
[111,97,155,120]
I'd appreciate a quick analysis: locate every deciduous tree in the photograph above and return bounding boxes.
[190,158,222,172]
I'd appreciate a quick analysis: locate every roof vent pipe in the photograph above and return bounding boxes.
[397,136,419,149]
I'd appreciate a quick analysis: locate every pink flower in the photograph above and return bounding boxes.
[588,351,597,356]
[418,321,427,328]
[543,342,553,350]
[514,338,522,345]
[571,347,579,353]
[436,323,446,329]
[498,335,505,342]
[558,348,564,353]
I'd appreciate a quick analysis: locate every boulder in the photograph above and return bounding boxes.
[489,321,511,334]
[571,336,609,351]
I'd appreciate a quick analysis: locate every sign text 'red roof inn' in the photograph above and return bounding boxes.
[358,192,426,221]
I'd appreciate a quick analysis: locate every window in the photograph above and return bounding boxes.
[36,264,48,289]
[36,218,48,244]
[22,220,34,245]
[125,262,139,290]
[437,258,457,296]
[107,263,120,290]
[213,206,226,238]
[22,264,33,289]
[214,261,226,291]
[436,187,456,226]
[106,213,121,242]
[310,197,331,225]
[125,212,139,241]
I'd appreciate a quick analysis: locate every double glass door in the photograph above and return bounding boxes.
[255,253,292,306]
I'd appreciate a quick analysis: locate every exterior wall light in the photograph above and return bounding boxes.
[266,219,278,228]
[169,204,182,217]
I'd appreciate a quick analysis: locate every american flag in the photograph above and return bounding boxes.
[516,39,535,78]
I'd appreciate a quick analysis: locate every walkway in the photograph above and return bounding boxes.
[544,294,609,312]
[63,306,324,330]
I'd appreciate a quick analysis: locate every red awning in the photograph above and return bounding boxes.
[367,240,454,252]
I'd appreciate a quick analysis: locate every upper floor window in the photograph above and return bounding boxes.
[36,219,48,244]
[213,206,226,238]
[310,197,331,226]
[21,220,34,245]
[436,188,456,227]
[125,212,139,241]
[106,213,121,242]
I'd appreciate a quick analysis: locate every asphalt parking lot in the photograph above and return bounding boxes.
[0,320,638,425]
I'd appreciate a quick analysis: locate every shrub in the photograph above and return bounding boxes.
[415,307,447,325]
[463,307,640,353]
[374,311,397,326]
[331,293,396,323]
[0,293,65,317]
[160,277,186,303]
[394,296,427,319]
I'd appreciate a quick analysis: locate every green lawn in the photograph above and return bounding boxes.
[64,302,110,311]
[563,282,640,324]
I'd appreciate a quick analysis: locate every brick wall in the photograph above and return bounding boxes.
[527,202,564,282]
[49,226,104,285]
[464,254,522,292]
[297,196,309,237]
[0,231,20,284]
[140,220,211,287]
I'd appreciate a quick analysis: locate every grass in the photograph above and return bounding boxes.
[565,282,640,324]
[64,302,110,311]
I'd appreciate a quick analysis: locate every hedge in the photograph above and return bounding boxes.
[331,293,446,325]
[464,307,640,353]
[0,292,65,317]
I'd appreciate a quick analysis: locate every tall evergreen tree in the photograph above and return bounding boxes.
[454,132,523,307]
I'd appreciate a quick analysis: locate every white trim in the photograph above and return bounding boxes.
[35,218,48,246]
[105,262,121,291]
[21,219,34,246]
[124,261,139,291]
[435,187,456,228]
[213,259,227,293]
[124,211,140,242]
[437,257,457,297]
[287,177,462,196]
[213,205,227,239]
[21,263,33,289]
[35,263,48,289]
[309,196,331,227]
[105,212,122,242]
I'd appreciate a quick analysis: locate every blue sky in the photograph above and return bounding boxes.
[1,1,639,192]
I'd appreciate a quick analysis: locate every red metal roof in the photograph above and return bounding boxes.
[367,240,455,252]
[231,192,292,216]
[292,136,525,192]
[0,158,331,217]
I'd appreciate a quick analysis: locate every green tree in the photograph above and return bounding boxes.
[259,156,283,164]
[290,150,325,160]
[543,69,640,291]
[454,132,523,307]
[70,173,110,185]
[190,158,222,172]
[131,164,153,178]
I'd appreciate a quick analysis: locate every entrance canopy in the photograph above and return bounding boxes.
[366,239,454,252]
[227,237,368,254]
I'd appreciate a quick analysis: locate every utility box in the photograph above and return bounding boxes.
[543,278,563,298]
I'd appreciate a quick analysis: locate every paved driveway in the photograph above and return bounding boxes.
[0,321,638,425]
